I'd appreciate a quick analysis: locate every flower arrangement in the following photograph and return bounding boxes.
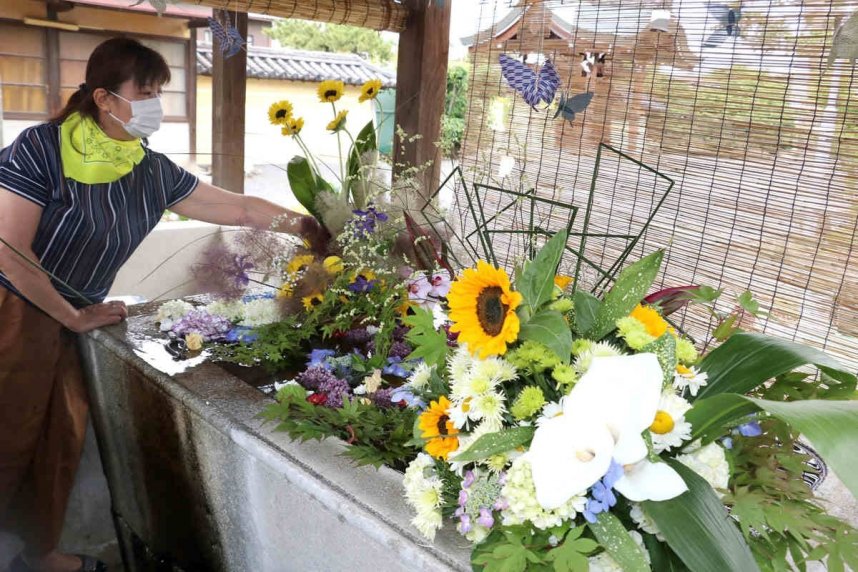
[394,230,858,571]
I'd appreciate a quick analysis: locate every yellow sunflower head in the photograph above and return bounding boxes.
[322,256,344,275]
[281,116,304,137]
[277,282,294,299]
[418,396,460,460]
[302,292,324,311]
[285,254,316,277]
[358,79,383,103]
[268,100,293,126]
[326,109,349,132]
[629,304,668,338]
[447,261,524,359]
[317,80,345,103]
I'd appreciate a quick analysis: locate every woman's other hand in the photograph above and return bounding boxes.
[67,300,128,333]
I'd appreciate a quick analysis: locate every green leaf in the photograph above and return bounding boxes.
[589,512,651,572]
[452,426,534,463]
[685,393,761,442]
[346,120,377,209]
[404,307,449,368]
[644,459,759,572]
[518,310,573,364]
[572,290,600,335]
[643,534,690,572]
[286,156,322,219]
[712,313,740,342]
[696,332,856,400]
[737,290,762,316]
[642,333,677,385]
[517,230,569,313]
[586,250,664,340]
[544,526,592,572]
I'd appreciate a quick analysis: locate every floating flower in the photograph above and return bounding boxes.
[358,78,383,103]
[268,100,293,125]
[302,292,324,311]
[240,297,281,327]
[170,310,232,341]
[447,261,523,359]
[418,396,460,460]
[185,332,204,351]
[527,354,687,510]
[280,116,304,136]
[673,364,708,397]
[326,109,348,132]
[317,79,345,103]
[650,390,692,454]
[156,299,194,330]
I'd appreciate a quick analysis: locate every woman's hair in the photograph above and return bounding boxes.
[52,37,171,123]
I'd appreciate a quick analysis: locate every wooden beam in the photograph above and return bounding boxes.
[393,0,452,204]
[211,10,247,193]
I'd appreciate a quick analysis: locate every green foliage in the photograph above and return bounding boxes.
[404,307,449,368]
[440,63,469,158]
[260,385,417,471]
[265,20,395,64]
[452,426,534,463]
[544,526,599,571]
[472,524,598,572]
[572,290,600,334]
[517,230,568,314]
[589,512,651,572]
[518,310,573,365]
[642,333,677,385]
[287,156,330,220]
[210,316,309,372]
[346,120,377,209]
[585,250,664,340]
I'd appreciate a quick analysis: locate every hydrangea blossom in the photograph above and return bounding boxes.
[170,310,232,341]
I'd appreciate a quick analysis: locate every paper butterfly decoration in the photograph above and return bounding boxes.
[208,14,246,59]
[499,54,561,109]
[554,92,594,122]
[580,52,608,77]
[702,3,741,48]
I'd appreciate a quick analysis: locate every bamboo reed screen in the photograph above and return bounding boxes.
[452,0,858,370]
[188,0,409,31]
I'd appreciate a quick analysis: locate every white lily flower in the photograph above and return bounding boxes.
[528,354,688,510]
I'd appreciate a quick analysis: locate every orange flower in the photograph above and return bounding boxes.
[629,304,668,338]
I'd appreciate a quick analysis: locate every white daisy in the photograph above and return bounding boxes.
[649,390,693,453]
[408,362,434,390]
[673,364,709,397]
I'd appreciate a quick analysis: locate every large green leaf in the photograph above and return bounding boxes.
[286,156,320,218]
[589,512,651,572]
[452,426,534,463]
[518,310,573,364]
[696,332,856,400]
[585,250,664,340]
[517,230,569,314]
[689,393,858,499]
[643,460,759,572]
[346,120,377,209]
[642,333,676,385]
[572,290,600,335]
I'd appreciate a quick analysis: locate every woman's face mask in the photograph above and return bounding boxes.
[109,91,164,139]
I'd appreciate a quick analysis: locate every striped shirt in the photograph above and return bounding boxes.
[0,122,198,307]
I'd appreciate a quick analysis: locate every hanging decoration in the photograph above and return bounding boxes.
[702,3,742,48]
[208,12,246,59]
[827,9,858,67]
[580,51,608,77]
[498,53,560,109]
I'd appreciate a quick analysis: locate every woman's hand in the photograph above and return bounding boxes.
[67,300,128,333]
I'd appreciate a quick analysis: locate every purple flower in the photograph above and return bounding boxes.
[493,497,509,511]
[458,513,471,534]
[296,366,341,391]
[388,340,413,361]
[738,421,763,437]
[351,205,389,238]
[349,275,377,293]
[476,507,494,528]
[582,460,623,523]
[341,327,372,346]
[406,274,432,303]
[458,489,469,507]
[307,348,336,370]
[370,387,395,408]
[393,325,410,341]
[383,356,408,378]
[429,270,452,298]
[389,387,425,409]
[462,470,476,488]
[319,377,350,408]
[170,310,233,341]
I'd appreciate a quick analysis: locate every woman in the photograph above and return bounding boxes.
[0,38,324,572]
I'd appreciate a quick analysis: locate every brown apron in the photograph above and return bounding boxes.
[0,286,88,555]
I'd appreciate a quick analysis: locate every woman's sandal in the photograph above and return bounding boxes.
[9,553,108,572]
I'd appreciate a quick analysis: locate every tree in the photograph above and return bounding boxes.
[264,20,395,65]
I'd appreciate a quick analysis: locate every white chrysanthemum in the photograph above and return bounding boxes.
[469,356,518,386]
[409,362,434,390]
[204,299,245,322]
[470,392,506,428]
[650,390,693,454]
[536,401,563,427]
[156,300,194,330]
[673,365,709,397]
[403,453,444,540]
[239,298,281,327]
[588,531,650,572]
[677,441,730,496]
[629,503,664,540]
[573,341,623,375]
[448,345,474,385]
[500,457,586,530]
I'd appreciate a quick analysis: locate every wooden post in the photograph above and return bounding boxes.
[211,10,247,193]
[393,0,451,204]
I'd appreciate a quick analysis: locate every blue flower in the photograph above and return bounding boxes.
[348,275,377,293]
[241,291,275,303]
[738,421,763,437]
[582,460,623,523]
[225,326,258,343]
[307,348,336,370]
[389,387,425,409]
[383,356,408,378]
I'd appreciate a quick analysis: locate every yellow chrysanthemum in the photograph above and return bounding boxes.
[285,254,315,276]
[268,100,293,125]
[358,79,383,103]
[554,274,573,290]
[317,80,345,103]
[629,304,669,338]
[418,396,460,460]
[302,292,324,311]
[281,116,304,136]
[323,256,344,275]
[447,261,523,359]
[326,109,349,132]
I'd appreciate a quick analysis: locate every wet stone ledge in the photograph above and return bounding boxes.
[79,299,470,572]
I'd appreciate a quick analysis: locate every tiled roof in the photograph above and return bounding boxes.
[196,44,396,87]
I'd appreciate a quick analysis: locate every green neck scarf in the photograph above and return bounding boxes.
[60,111,145,184]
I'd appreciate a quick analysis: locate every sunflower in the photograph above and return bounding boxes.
[281,116,304,137]
[629,304,669,338]
[447,261,523,359]
[358,79,383,103]
[285,254,315,277]
[326,109,349,132]
[317,79,345,103]
[277,281,294,299]
[268,100,293,125]
[322,256,344,275]
[418,396,460,460]
[302,292,324,311]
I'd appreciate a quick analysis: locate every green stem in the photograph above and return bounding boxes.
[332,102,345,192]
[294,134,325,182]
